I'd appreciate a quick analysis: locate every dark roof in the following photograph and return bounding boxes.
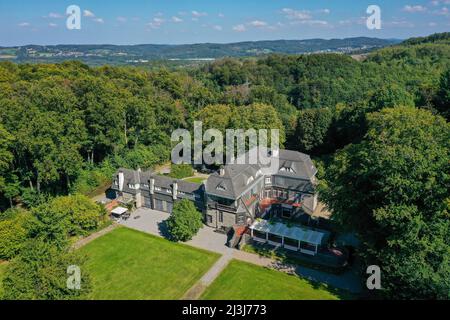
[112,168,201,194]
[206,148,317,199]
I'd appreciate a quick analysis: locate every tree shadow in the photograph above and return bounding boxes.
[157,220,172,240]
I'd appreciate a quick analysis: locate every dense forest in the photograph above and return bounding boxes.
[0,32,449,299]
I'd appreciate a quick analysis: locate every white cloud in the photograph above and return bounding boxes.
[213,25,223,31]
[18,22,30,27]
[48,23,58,28]
[117,17,127,23]
[248,20,268,27]
[318,9,331,14]
[433,6,449,15]
[403,5,427,13]
[83,10,95,18]
[172,16,183,23]
[428,22,438,26]
[147,17,165,29]
[281,8,312,20]
[218,13,225,18]
[431,0,450,5]
[232,24,246,32]
[93,18,104,24]
[192,10,207,17]
[46,12,63,19]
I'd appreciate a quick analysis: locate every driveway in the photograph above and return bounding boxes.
[120,207,233,255]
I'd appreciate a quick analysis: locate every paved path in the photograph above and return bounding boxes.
[72,223,119,250]
[120,208,363,295]
[182,250,233,300]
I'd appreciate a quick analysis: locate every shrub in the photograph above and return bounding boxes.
[2,240,92,300]
[0,209,33,260]
[166,199,203,242]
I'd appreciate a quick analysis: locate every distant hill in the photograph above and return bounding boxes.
[401,32,450,46]
[0,37,400,66]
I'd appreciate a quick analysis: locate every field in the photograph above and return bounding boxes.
[201,260,344,300]
[80,227,220,300]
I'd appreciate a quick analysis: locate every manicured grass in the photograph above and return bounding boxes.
[201,260,343,300]
[80,227,220,300]
[184,177,206,184]
[0,262,8,298]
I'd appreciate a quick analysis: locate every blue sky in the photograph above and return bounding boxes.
[0,0,449,46]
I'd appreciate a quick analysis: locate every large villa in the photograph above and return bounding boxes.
[111,148,344,262]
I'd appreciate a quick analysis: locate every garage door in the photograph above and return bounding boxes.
[143,197,152,208]
[166,202,173,214]
[155,199,164,211]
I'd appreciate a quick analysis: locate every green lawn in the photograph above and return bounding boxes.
[183,177,206,184]
[201,260,344,300]
[80,227,220,300]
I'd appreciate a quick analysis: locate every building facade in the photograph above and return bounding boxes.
[111,148,318,231]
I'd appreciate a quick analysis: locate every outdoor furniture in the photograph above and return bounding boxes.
[111,206,129,221]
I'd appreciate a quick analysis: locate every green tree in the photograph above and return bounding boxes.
[0,209,33,260]
[166,199,203,242]
[320,107,450,299]
[434,68,450,119]
[49,194,106,236]
[369,84,415,111]
[2,240,92,300]
[295,108,333,153]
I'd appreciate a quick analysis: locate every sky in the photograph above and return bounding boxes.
[0,0,449,46]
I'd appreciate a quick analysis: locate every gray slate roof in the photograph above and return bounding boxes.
[206,148,317,199]
[112,168,201,195]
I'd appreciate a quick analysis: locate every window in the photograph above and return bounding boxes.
[114,180,118,186]
[166,188,172,194]
[216,183,226,191]
[155,186,161,191]
[143,184,149,188]
[219,212,224,223]
[265,177,271,184]
[206,215,213,224]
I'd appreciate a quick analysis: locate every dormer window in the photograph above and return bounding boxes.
[155,186,161,191]
[114,180,118,186]
[246,176,254,185]
[217,183,227,191]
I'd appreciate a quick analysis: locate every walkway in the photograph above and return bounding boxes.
[72,223,119,250]
[182,250,233,300]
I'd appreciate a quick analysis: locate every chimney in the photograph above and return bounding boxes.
[149,178,155,194]
[172,181,178,200]
[118,171,124,191]
[219,166,225,176]
[272,148,279,158]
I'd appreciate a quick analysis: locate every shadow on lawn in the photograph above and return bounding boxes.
[157,220,172,240]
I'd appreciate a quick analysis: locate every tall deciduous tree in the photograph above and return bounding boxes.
[320,107,450,299]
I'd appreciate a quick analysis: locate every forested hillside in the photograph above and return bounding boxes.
[0,32,449,299]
